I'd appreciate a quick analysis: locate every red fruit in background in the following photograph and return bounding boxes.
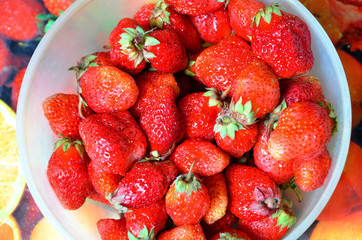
[225,164,282,221]
[158,224,206,240]
[46,137,93,210]
[228,0,265,41]
[178,92,221,142]
[170,138,230,176]
[79,111,147,175]
[97,218,128,240]
[134,3,156,30]
[251,2,314,78]
[343,141,362,199]
[268,102,333,161]
[43,93,93,140]
[210,229,252,240]
[164,0,224,16]
[43,0,75,15]
[293,148,331,191]
[190,8,232,44]
[0,0,45,41]
[79,66,139,113]
[11,68,26,111]
[201,210,237,238]
[0,38,11,86]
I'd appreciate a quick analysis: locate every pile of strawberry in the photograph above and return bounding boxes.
[42,0,337,239]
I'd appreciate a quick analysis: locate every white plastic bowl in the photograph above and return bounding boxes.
[17,0,351,239]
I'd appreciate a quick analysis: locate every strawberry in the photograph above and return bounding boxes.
[227,0,265,42]
[97,218,128,240]
[158,224,206,240]
[190,8,232,44]
[11,68,26,111]
[79,111,147,175]
[293,148,331,191]
[152,160,178,185]
[201,210,237,238]
[210,229,252,240]
[164,0,224,15]
[237,199,296,240]
[0,38,11,86]
[165,162,210,226]
[87,190,112,206]
[43,93,93,139]
[268,102,333,161]
[88,160,122,197]
[46,136,93,210]
[225,164,282,221]
[195,35,255,93]
[110,161,168,210]
[177,91,222,142]
[0,0,45,41]
[134,3,156,30]
[149,1,203,52]
[125,199,168,238]
[251,2,314,78]
[43,0,74,15]
[170,138,230,176]
[202,173,228,225]
[79,66,139,113]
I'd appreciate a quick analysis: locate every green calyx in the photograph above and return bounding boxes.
[279,177,303,202]
[36,13,59,37]
[184,60,196,77]
[264,99,287,137]
[218,232,247,240]
[252,1,285,27]
[214,105,244,140]
[271,199,296,229]
[69,54,99,80]
[318,100,338,136]
[229,97,258,126]
[106,191,130,214]
[150,0,171,29]
[174,159,202,197]
[203,87,225,109]
[128,226,155,240]
[54,134,85,159]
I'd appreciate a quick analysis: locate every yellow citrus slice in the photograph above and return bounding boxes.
[0,215,21,240]
[30,218,64,240]
[0,99,26,223]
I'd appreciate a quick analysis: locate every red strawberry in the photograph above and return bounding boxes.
[11,68,26,111]
[210,229,252,240]
[293,148,331,191]
[0,38,11,86]
[165,164,210,226]
[170,138,230,176]
[164,0,224,15]
[134,3,156,30]
[46,136,93,210]
[110,161,168,210]
[158,224,206,240]
[237,199,296,240]
[201,210,237,238]
[202,173,228,225]
[225,164,282,221]
[87,190,112,206]
[149,1,202,52]
[152,160,179,185]
[79,66,139,113]
[177,91,222,142]
[97,218,128,240]
[79,111,147,175]
[0,0,45,41]
[43,93,93,139]
[251,2,314,78]
[227,0,265,41]
[190,8,232,44]
[43,0,74,15]
[268,102,333,161]
[88,160,122,197]
[195,35,255,93]
[125,199,168,238]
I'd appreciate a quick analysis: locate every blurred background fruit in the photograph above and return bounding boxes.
[0,215,21,240]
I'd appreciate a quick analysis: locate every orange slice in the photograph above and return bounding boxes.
[30,217,64,240]
[0,215,21,240]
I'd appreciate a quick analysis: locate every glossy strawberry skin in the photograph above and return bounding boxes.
[79,111,147,175]
[97,218,128,240]
[43,0,74,15]
[152,160,179,185]
[43,93,93,140]
[134,3,155,30]
[91,51,113,67]
[158,224,206,240]
[164,0,224,15]
[201,210,237,238]
[252,11,314,79]
[80,66,139,113]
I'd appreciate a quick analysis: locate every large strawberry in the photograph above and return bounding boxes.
[97,218,128,240]
[164,0,224,15]
[268,102,333,161]
[43,93,93,139]
[210,229,252,240]
[158,224,206,240]
[225,164,282,221]
[79,111,147,175]
[46,136,93,210]
[43,0,74,15]
[251,2,314,78]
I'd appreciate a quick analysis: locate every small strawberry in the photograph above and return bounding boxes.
[164,0,224,15]
[79,66,139,113]
[227,0,265,41]
[110,161,168,210]
[170,138,230,176]
[293,148,331,191]
[201,210,237,238]
[225,164,282,222]
[165,161,210,226]
[202,173,228,225]
[158,224,206,240]
[210,229,252,240]
[43,93,93,139]
[46,136,93,210]
[97,218,128,240]
[79,111,147,175]
[268,102,333,161]
[0,0,45,41]
[134,3,156,30]
[177,91,222,142]
[43,0,74,15]
[0,38,11,86]
[125,199,168,238]
[251,2,314,78]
